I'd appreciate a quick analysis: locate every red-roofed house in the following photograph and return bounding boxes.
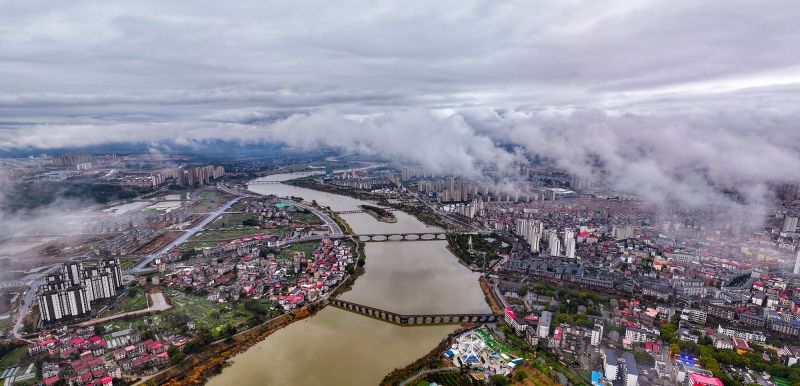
[690,373,724,386]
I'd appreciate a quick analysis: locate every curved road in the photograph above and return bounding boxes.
[9,181,343,340]
[130,193,246,273]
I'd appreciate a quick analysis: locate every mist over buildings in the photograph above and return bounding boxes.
[1,0,799,224]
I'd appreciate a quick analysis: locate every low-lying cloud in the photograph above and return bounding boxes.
[1,0,799,225]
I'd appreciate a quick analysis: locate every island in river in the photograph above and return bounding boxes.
[202,171,490,386]
[359,204,397,223]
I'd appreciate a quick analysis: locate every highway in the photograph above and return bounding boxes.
[8,265,59,340]
[130,189,246,273]
[7,180,342,340]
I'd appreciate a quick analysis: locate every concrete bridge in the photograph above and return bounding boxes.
[354,232,450,242]
[247,180,283,185]
[328,299,499,325]
[353,230,477,242]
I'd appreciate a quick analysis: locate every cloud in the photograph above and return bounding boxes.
[0,0,799,223]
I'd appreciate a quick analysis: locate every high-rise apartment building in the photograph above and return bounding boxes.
[37,259,123,323]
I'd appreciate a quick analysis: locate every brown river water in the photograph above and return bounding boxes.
[206,172,489,386]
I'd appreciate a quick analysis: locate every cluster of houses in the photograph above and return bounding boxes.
[24,326,173,385]
[164,238,354,310]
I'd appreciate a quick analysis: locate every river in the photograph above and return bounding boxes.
[206,172,489,386]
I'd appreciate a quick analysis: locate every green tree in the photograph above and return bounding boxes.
[167,346,186,364]
[491,375,510,386]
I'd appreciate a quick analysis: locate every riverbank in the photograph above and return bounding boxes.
[285,179,451,229]
[204,172,492,385]
[136,188,365,386]
[380,324,476,386]
[148,302,324,386]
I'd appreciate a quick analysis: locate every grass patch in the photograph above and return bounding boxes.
[192,191,230,213]
[106,294,148,315]
[0,346,28,368]
[290,211,324,225]
[101,290,274,336]
[212,212,258,227]
[118,258,138,270]
[276,242,319,259]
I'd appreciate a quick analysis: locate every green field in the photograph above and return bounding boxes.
[192,191,230,213]
[290,211,324,225]
[105,293,148,315]
[213,212,258,227]
[277,242,319,260]
[0,346,28,368]
[118,258,138,270]
[165,290,263,332]
[0,316,11,336]
[101,290,271,335]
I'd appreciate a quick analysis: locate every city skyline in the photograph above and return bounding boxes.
[0,1,799,223]
[1,2,800,386]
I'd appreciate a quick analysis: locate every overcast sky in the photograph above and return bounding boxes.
[2,0,800,219]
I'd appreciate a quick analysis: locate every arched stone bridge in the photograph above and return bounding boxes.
[328,299,499,325]
[354,229,477,242]
[354,232,451,242]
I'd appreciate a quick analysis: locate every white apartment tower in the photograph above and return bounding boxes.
[548,231,561,257]
[564,228,576,258]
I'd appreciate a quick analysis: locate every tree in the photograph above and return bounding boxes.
[222,324,237,340]
[94,325,106,335]
[491,375,510,386]
[513,371,528,382]
[167,346,186,364]
[244,299,269,315]
[184,328,214,354]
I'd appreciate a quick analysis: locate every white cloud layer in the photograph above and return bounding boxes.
[1,0,800,221]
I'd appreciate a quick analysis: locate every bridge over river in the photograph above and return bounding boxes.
[328,299,499,325]
[354,230,474,242]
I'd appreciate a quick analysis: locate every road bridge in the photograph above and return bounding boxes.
[328,299,499,325]
[247,181,283,185]
[353,230,473,242]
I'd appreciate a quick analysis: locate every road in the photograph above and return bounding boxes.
[9,188,240,338]
[8,181,342,339]
[78,292,171,326]
[8,265,59,340]
[129,191,246,274]
[295,201,343,236]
